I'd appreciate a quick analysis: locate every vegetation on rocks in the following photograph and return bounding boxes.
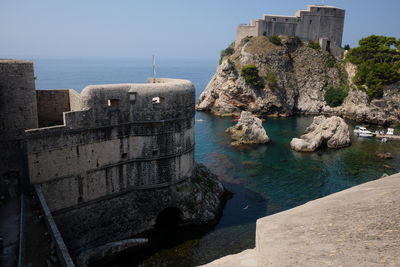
[346,35,400,98]
[324,53,336,68]
[240,64,263,88]
[324,85,349,107]
[219,42,235,64]
[265,72,279,90]
[308,41,321,50]
[268,35,282,46]
[197,35,400,125]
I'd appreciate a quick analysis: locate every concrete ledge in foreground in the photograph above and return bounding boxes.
[201,173,400,267]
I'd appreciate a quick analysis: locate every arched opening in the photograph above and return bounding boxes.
[155,207,181,230]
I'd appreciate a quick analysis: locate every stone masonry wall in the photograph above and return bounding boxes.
[0,59,38,186]
[23,78,200,253]
[26,78,196,211]
[236,5,345,57]
[37,90,71,127]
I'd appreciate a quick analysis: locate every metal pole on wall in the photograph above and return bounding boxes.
[152,55,156,83]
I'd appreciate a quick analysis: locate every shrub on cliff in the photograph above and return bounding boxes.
[324,85,349,107]
[324,53,336,68]
[308,42,321,50]
[346,35,400,98]
[241,64,263,88]
[268,35,282,46]
[219,42,235,65]
[265,72,278,90]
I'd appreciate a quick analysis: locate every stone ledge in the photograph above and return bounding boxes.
[199,249,257,267]
[201,173,400,267]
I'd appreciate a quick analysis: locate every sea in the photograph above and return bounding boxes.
[34,58,400,267]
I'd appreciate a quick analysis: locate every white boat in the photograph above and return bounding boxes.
[387,128,394,135]
[355,126,373,137]
[354,125,362,134]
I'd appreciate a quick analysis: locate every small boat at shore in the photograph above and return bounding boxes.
[354,126,373,137]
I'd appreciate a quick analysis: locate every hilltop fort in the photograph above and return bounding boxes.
[236,5,345,57]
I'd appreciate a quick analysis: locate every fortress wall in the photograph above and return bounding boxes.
[236,5,345,57]
[36,89,71,127]
[236,23,258,47]
[23,78,199,253]
[0,59,38,184]
[0,60,38,136]
[53,177,199,254]
[25,78,196,212]
[26,123,194,211]
[69,89,83,111]
[295,6,345,46]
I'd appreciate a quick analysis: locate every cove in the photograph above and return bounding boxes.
[106,113,400,267]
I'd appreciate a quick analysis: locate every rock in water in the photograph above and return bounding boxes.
[375,152,393,159]
[226,111,270,146]
[290,116,350,152]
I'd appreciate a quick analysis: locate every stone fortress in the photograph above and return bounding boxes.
[0,59,225,265]
[236,5,345,57]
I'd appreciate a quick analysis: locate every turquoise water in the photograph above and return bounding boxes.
[33,58,400,266]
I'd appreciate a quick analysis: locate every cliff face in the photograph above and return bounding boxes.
[197,36,400,125]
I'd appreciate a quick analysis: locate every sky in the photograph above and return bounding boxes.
[0,0,399,60]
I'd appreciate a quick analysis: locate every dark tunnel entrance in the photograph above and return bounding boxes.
[155,207,182,230]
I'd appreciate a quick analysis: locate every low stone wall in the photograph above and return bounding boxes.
[201,172,400,266]
[34,185,75,267]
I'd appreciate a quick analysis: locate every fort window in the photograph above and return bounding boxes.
[107,99,119,107]
[152,96,164,104]
[272,18,276,22]
[129,92,137,102]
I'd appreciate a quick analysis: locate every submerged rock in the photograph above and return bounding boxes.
[226,111,269,146]
[290,116,350,152]
[376,152,393,159]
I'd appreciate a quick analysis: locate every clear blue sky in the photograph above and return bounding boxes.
[0,0,399,60]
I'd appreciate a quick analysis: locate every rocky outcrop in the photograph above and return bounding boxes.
[290,116,350,152]
[226,111,269,146]
[197,36,400,125]
[197,36,344,117]
[336,85,400,125]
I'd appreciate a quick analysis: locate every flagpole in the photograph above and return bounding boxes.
[152,55,156,83]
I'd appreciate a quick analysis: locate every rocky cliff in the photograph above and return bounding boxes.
[197,36,400,125]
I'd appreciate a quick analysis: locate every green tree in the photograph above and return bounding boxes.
[241,64,263,88]
[324,86,349,107]
[219,42,235,64]
[346,35,400,98]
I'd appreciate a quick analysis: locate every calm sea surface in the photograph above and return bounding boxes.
[34,58,400,266]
